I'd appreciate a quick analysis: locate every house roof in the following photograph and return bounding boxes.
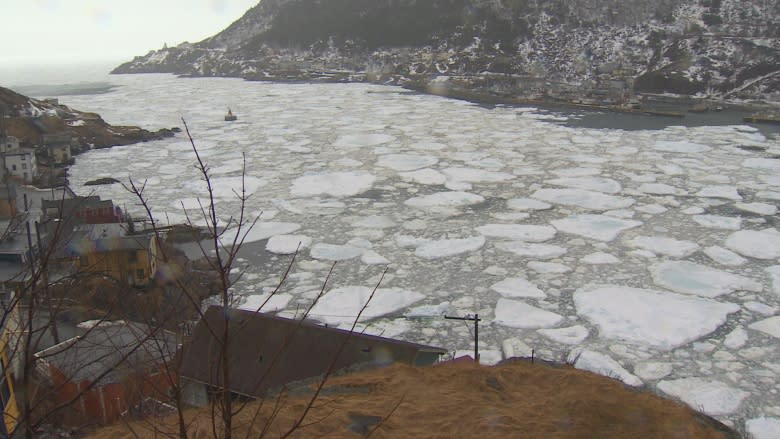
[65,224,152,256]
[179,305,447,398]
[35,321,178,386]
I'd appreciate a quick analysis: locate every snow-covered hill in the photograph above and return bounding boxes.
[113,0,779,101]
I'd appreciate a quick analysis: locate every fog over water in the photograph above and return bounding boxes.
[46,73,780,431]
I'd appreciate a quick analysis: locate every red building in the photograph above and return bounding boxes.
[42,195,123,225]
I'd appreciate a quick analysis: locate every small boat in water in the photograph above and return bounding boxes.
[224,108,237,121]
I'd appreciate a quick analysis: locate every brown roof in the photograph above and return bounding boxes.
[179,305,446,397]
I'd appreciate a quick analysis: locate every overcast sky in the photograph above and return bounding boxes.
[1,0,259,66]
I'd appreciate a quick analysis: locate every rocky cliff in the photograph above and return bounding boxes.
[113,0,779,101]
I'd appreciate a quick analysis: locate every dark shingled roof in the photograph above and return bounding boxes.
[180,305,447,397]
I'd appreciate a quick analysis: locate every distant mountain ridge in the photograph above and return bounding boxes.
[114,0,779,101]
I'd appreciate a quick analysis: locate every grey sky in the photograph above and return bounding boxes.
[1,0,258,66]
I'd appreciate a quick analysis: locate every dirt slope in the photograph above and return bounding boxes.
[86,360,738,438]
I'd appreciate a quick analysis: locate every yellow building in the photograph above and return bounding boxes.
[0,294,20,436]
[68,224,159,287]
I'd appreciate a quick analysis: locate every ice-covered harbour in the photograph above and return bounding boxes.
[61,75,779,433]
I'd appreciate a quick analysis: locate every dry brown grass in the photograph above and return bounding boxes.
[85,360,737,439]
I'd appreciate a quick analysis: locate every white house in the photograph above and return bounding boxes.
[3,148,38,184]
[0,136,20,154]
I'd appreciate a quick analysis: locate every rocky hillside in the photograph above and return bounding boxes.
[113,0,779,101]
[0,86,176,152]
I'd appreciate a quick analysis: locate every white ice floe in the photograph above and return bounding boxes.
[352,215,396,229]
[746,417,780,439]
[743,158,780,172]
[581,252,621,264]
[749,316,780,339]
[532,188,634,210]
[627,236,700,258]
[265,234,312,254]
[634,362,674,381]
[744,301,777,316]
[695,185,742,201]
[415,236,486,259]
[656,378,748,416]
[551,214,642,242]
[546,176,622,194]
[569,350,643,387]
[291,171,376,197]
[692,215,742,230]
[239,293,293,313]
[490,277,545,298]
[333,133,395,148]
[651,261,761,298]
[222,222,301,245]
[735,202,778,216]
[724,326,749,349]
[404,302,451,318]
[637,183,682,195]
[309,243,364,261]
[654,140,711,153]
[703,246,747,266]
[493,298,564,328]
[537,325,589,345]
[506,198,552,211]
[501,338,533,359]
[308,286,425,324]
[551,167,601,177]
[475,224,556,242]
[495,241,567,259]
[442,167,514,184]
[767,266,780,295]
[398,169,447,185]
[376,153,438,171]
[635,204,668,214]
[725,229,780,259]
[527,261,571,273]
[574,285,740,350]
[361,250,390,265]
[209,176,269,199]
[404,191,485,209]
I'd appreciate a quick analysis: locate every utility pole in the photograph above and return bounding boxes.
[444,314,482,363]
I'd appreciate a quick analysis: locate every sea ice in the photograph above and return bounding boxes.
[725,229,780,259]
[309,243,364,261]
[569,350,643,387]
[735,202,777,216]
[692,215,742,230]
[743,158,780,172]
[404,191,485,209]
[724,327,748,349]
[532,188,634,210]
[506,198,552,211]
[333,133,395,148]
[581,252,620,264]
[651,261,761,298]
[398,169,447,185]
[634,362,674,381]
[265,235,312,254]
[654,140,711,153]
[537,325,589,345]
[546,176,622,194]
[376,154,438,171]
[637,183,682,195]
[404,302,451,318]
[291,171,376,197]
[415,236,486,259]
[493,298,564,328]
[767,266,780,295]
[627,236,700,258]
[490,277,545,298]
[239,293,292,313]
[308,286,425,325]
[695,185,742,201]
[442,167,514,183]
[551,167,601,177]
[222,222,301,245]
[703,246,747,266]
[746,417,780,439]
[656,378,748,416]
[361,250,390,265]
[495,242,568,259]
[551,214,642,242]
[744,301,777,316]
[352,215,396,229]
[749,316,780,339]
[574,285,740,350]
[475,224,556,242]
[527,261,571,274]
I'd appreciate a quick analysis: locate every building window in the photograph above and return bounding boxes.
[11,165,15,171]
[20,155,25,161]
[21,164,26,169]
